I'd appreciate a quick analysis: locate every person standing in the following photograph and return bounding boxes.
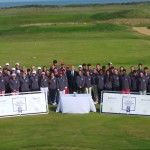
[29,70,40,91]
[19,72,30,92]
[104,70,112,91]
[120,69,131,94]
[91,68,98,104]
[0,71,6,95]
[97,69,104,103]
[137,72,148,95]
[9,73,20,94]
[76,70,85,94]
[130,70,138,92]
[68,66,77,94]
[84,71,92,96]
[112,69,120,91]
[48,72,57,105]
[39,72,49,95]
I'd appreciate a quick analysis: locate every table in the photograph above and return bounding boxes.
[56,94,96,114]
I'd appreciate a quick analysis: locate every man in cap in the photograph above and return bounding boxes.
[15,63,20,71]
[112,69,120,91]
[0,71,6,95]
[9,73,20,94]
[11,68,16,74]
[137,63,143,76]
[19,72,30,92]
[39,72,49,95]
[5,63,10,71]
[60,61,65,71]
[29,70,40,91]
[57,71,67,95]
[37,66,42,78]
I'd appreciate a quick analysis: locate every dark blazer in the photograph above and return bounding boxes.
[67,70,78,93]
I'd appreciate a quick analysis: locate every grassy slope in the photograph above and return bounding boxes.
[0,3,150,150]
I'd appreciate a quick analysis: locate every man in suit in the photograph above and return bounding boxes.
[68,66,77,94]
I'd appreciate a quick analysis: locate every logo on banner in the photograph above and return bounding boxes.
[12,97,27,113]
[122,96,136,112]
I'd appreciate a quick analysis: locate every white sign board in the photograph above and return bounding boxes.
[102,93,150,116]
[0,92,48,118]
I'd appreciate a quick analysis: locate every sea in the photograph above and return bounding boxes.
[0,0,149,8]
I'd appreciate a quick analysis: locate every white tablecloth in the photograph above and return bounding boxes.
[56,94,96,114]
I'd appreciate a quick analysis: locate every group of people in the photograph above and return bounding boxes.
[0,60,150,105]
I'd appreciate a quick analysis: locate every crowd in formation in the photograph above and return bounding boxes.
[0,60,150,105]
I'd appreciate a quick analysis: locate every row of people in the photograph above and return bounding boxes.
[0,62,150,104]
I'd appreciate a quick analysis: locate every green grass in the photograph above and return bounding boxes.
[0,2,150,150]
[0,107,150,150]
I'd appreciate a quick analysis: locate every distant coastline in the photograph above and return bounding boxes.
[0,0,149,8]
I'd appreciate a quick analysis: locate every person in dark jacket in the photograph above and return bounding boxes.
[9,73,20,94]
[112,69,120,91]
[130,70,138,92]
[19,72,30,92]
[120,69,131,94]
[39,72,49,95]
[76,70,85,94]
[85,71,92,96]
[4,70,11,93]
[91,68,98,104]
[97,69,104,103]
[68,66,77,94]
[48,72,57,105]
[147,77,150,93]
[57,71,67,94]
[137,72,148,95]
[29,71,40,91]
[104,70,112,91]
[0,71,6,95]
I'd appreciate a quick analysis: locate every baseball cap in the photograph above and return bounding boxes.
[12,68,16,71]
[66,66,70,69]
[108,62,113,65]
[15,63,20,66]
[61,61,65,65]
[16,70,21,74]
[32,70,36,74]
[0,71,2,73]
[5,63,9,66]
[12,73,16,76]
[37,67,41,70]
[41,72,45,75]
[0,66,2,69]
[78,65,82,68]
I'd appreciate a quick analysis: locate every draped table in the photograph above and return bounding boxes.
[56,94,96,114]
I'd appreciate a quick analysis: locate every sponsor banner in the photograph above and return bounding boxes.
[0,92,48,118]
[102,93,150,115]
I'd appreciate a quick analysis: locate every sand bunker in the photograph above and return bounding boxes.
[132,27,150,36]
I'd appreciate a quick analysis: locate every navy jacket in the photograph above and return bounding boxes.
[120,74,131,90]
[85,76,92,88]
[30,76,39,91]
[76,75,85,88]
[137,76,148,91]
[49,77,57,90]
[0,77,6,91]
[9,78,20,92]
[57,76,66,91]
[97,75,104,90]
[20,77,30,92]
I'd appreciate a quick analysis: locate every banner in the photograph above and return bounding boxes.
[0,92,48,118]
[102,92,150,116]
